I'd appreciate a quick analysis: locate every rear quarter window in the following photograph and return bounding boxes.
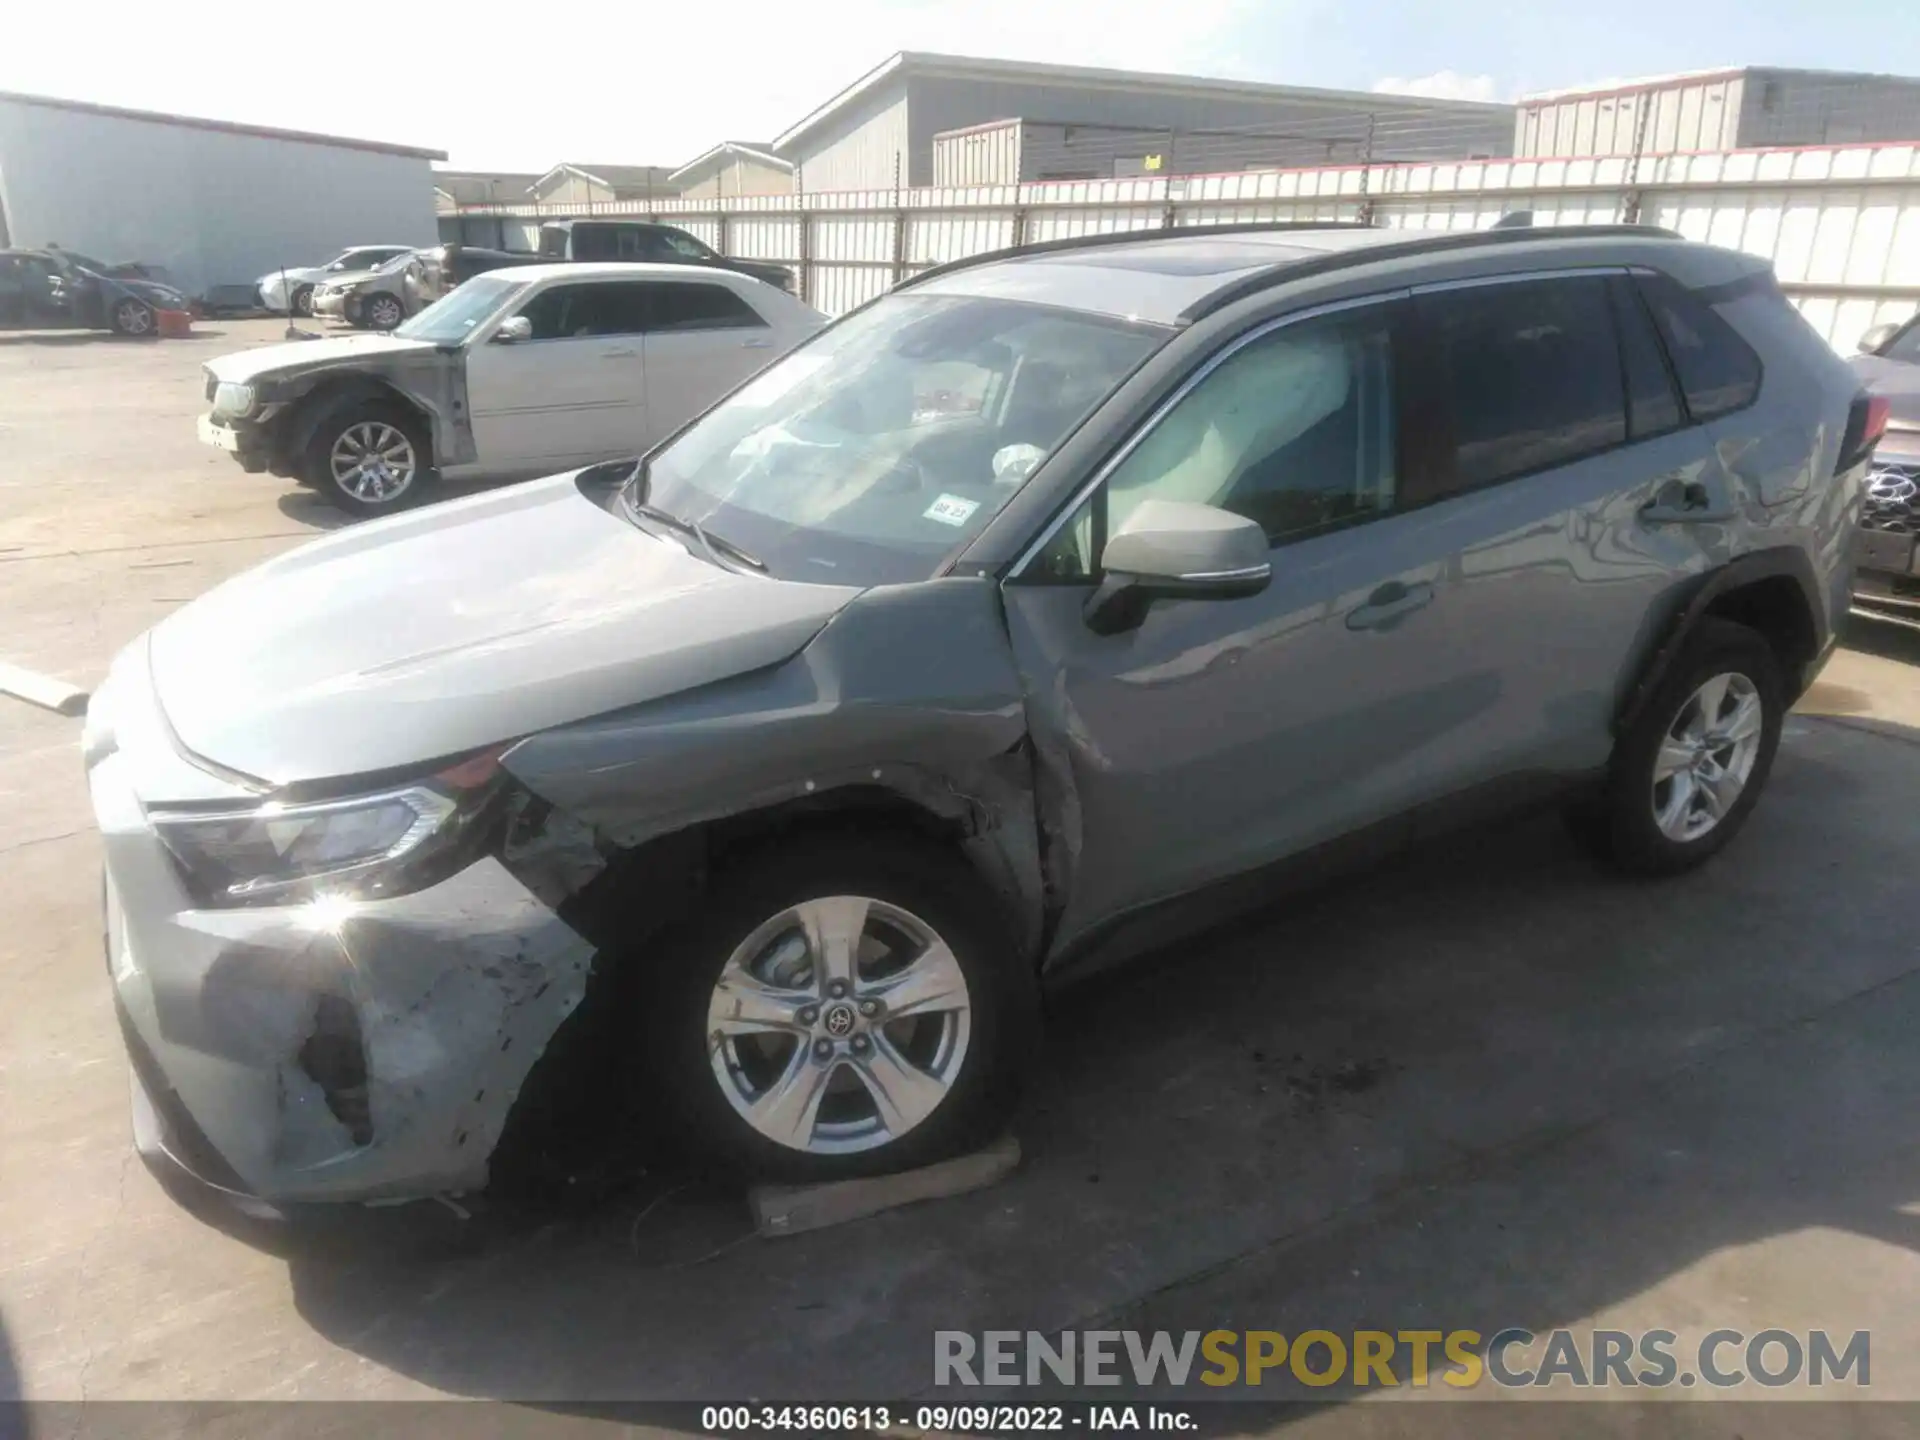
[1634,271,1763,421]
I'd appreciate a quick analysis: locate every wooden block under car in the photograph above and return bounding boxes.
[749,1134,1021,1238]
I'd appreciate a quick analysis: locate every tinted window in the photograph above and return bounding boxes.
[1419,277,1626,494]
[1035,303,1398,579]
[571,225,622,262]
[515,282,649,339]
[1635,271,1762,420]
[647,228,714,262]
[1608,276,1684,440]
[538,228,569,259]
[648,283,766,332]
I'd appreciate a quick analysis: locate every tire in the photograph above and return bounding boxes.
[1587,617,1783,877]
[110,297,156,338]
[291,285,314,317]
[363,292,405,331]
[300,400,433,518]
[646,835,1040,1183]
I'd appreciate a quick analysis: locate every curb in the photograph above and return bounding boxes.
[0,661,89,717]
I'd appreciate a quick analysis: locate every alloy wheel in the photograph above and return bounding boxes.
[329,421,417,504]
[367,295,403,329]
[1651,671,1765,842]
[115,299,153,335]
[706,895,972,1156]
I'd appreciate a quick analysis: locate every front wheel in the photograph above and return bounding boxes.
[111,297,156,337]
[301,402,432,518]
[291,285,315,317]
[1582,617,1783,876]
[363,293,404,331]
[649,837,1039,1183]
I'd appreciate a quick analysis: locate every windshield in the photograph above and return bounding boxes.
[395,275,525,343]
[634,294,1167,585]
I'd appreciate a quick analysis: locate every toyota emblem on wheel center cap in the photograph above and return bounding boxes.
[823,1003,856,1037]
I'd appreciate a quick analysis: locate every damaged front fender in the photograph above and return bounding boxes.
[500,577,1054,959]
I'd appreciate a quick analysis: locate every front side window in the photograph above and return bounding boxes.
[648,283,765,332]
[633,294,1167,586]
[1878,317,1920,365]
[653,229,715,261]
[515,281,650,339]
[1419,276,1627,495]
[1635,271,1762,421]
[1033,303,1399,581]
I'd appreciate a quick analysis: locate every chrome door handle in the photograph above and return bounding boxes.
[741,337,773,349]
[1346,580,1435,632]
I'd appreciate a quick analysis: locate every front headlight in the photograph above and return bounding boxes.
[152,751,505,906]
[213,382,255,417]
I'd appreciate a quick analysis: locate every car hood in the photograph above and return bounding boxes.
[146,473,863,785]
[204,332,439,384]
[316,266,389,290]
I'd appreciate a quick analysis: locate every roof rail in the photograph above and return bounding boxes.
[1179,222,1683,321]
[894,219,1382,294]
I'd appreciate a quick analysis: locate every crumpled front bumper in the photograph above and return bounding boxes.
[86,644,598,1204]
[310,289,352,320]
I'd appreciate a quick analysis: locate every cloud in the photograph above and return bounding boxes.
[1372,70,1502,103]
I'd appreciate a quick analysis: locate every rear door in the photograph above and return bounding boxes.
[638,278,781,445]
[0,257,25,328]
[464,279,650,474]
[1405,271,1726,797]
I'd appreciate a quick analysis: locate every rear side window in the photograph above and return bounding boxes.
[571,225,623,262]
[1417,276,1627,494]
[648,283,766,332]
[538,228,568,259]
[1607,276,1685,440]
[1634,271,1762,421]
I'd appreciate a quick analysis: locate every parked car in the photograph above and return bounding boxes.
[256,245,415,316]
[199,262,824,514]
[310,249,430,331]
[97,223,1868,1208]
[417,243,546,300]
[539,219,794,292]
[1848,314,1920,613]
[0,248,192,336]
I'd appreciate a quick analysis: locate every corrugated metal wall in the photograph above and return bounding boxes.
[790,85,912,193]
[448,140,1920,350]
[933,122,1024,187]
[0,97,438,299]
[1516,74,1745,158]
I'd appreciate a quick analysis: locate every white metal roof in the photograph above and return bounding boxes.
[0,88,444,159]
[773,51,1515,155]
[668,142,794,184]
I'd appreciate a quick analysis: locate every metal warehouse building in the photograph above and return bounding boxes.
[1514,67,1920,157]
[0,90,443,304]
[775,51,1516,192]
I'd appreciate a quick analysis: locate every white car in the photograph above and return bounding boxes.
[199,263,827,515]
[256,244,416,316]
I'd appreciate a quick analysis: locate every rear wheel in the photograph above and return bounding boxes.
[1579,618,1783,876]
[648,836,1039,1183]
[111,297,156,337]
[300,401,432,518]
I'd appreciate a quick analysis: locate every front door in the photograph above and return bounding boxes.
[1000,295,1478,951]
[465,279,651,476]
[638,279,780,446]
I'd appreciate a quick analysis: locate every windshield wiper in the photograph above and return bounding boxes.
[622,486,766,573]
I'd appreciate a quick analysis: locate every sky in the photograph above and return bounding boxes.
[3,0,1917,170]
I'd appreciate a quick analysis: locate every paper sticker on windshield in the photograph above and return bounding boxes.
[924,493,981,527]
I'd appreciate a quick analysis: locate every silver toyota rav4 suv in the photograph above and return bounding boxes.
[85,223,1872,1208]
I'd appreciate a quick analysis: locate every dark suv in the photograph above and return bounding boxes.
[537,219,793,292]
[86,223,1868,1206]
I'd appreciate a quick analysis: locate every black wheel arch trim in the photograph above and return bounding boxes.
[1615,547,1824,737]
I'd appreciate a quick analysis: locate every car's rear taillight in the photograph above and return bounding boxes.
[1838,392,1890,474]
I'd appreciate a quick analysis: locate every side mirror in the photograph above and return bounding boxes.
[1858,322,1899,356]
[493,315,533,344]
[1083,499,1271,635]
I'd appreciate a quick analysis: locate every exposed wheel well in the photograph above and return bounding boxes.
[285,378,434,468]
[1702,574,1818,685]
[485,788,993,1196]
